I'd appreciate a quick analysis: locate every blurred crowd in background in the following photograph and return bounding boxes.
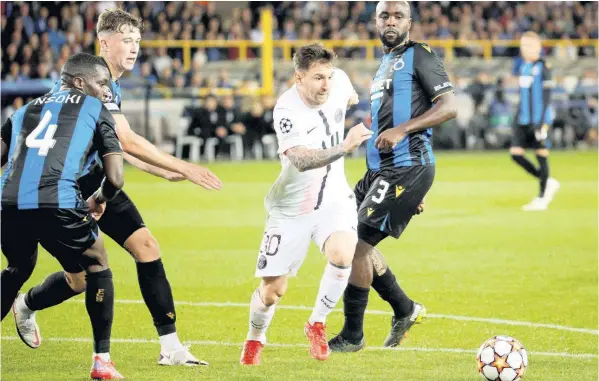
[2,1,598,160]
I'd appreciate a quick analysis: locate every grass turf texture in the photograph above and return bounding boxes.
[2,151,597,381]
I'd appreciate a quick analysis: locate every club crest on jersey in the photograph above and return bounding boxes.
[391,57,405,72]
[335,108,343,123]
[105,89,113,103]
[257,255,267,270]
[279,118,293,134]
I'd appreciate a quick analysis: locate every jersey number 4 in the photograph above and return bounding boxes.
[26,110,57,156]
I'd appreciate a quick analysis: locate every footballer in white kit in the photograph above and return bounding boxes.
[240,44,373,365]
[259,69,358,277]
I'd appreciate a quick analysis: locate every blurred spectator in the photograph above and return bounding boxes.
[219,95,245,136]
[242,102,271,158]
[187,95,226,155]
[153,47,172,75]
[2,97,24,122]
[485,79,513,148]
[47,16,66,53]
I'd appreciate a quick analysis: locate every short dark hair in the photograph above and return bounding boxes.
[293,43,336,72]
[61,53,107,85]
[97,8,144,34]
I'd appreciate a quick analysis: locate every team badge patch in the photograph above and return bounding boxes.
[257,255,267,270]
[335,108,343,123]
[279,118,293,134]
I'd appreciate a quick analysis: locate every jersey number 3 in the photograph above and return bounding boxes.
[371,179,390,204]
[26,110,57,156]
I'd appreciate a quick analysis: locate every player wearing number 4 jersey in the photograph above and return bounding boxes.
[1,53,125,379]
[240,44,372,365]
[11,9,216,372]
[329,1,458,352]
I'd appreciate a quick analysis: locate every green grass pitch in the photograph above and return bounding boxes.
[1,151,597,381]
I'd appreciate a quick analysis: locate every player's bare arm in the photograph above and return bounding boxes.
[123,152,185,182]
[375,92,457,150]
[113,114,221,190]
[286,123,373,172]
[285,145,346,172]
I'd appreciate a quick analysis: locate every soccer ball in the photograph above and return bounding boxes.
[476,335,528,381]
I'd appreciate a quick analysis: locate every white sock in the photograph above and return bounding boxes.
[159,332,184,353]
[309,262,351,324]
[93,352,111,362]
[16,295,33,314]
[246,288,276,344]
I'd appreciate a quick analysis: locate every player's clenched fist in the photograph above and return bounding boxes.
[342,123,373,154]
[375,124,407,151]
[182,163,223,190]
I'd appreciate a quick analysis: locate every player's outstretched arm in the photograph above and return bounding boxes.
[113,114,222,190]
[123,152,185,182]
[285,123,372,172]
[375,92,457,150]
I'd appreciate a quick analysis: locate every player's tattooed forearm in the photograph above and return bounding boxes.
[286,145,345,172]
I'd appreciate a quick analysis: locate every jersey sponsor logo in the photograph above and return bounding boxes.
[391,57,405,72]
[370,79,392,101]
[395,185,405,198]
[335,108,343,123]
[34,94,82,105]
[433,82,452,92]
[279,118,293,134]
[367,207,374,217]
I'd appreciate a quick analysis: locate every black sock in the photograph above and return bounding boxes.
[136,259,177,336]
[86,269,114,354]
[339,284,369,342]
[511,154,539,178]
[25,271,81,311]
[372,268,414,318]
[536,155,549,197]
[1,268,25,320]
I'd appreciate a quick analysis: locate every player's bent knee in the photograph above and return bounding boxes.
[324,231,358,267]
[65,271,86,293]
[260,276,287,305]
[535,148,549,157]
[510,147,525,156]
[125,228,161,262]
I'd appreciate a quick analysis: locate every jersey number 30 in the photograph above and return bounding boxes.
[26,110,57,156]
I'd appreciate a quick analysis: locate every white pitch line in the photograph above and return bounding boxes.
[66,299,599,335]
[2,336,596,359]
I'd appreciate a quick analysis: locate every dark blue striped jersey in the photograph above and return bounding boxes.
[368,41,453,170]
[1,89,122,209]
[517,59,553,127]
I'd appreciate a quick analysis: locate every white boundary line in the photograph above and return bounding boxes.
[2,336,596,359]
[66,299,599,335]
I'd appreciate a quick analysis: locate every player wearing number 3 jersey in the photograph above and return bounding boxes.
[240,44,372,365]
[329,1,458,353]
